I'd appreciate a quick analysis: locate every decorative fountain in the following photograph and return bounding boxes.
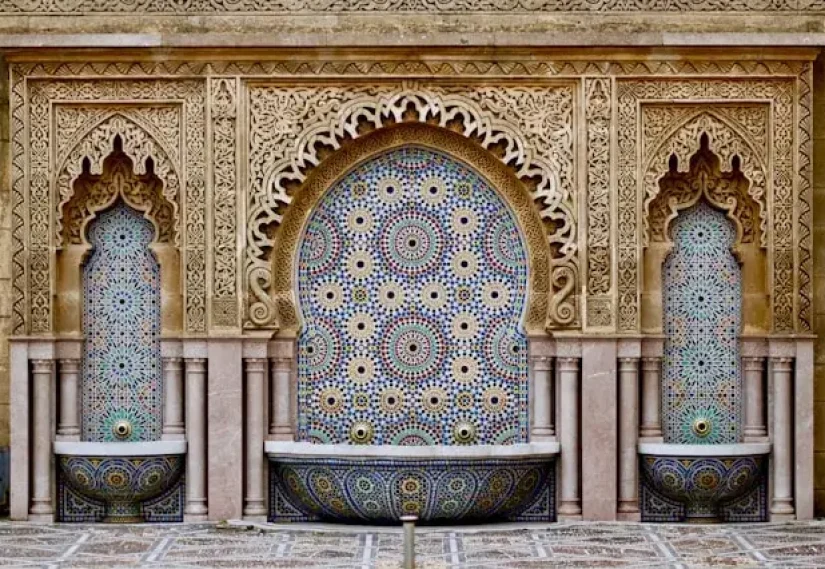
[266,131,559,524]
[638,140,771,523]
[52,183,186,523]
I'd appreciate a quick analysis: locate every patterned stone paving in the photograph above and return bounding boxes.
[1,521,825,568]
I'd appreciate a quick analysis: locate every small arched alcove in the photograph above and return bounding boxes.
[641,133,768,336]
[55,136,182,338]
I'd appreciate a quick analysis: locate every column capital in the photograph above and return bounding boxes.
[771,357,794,370]
[530,355,553,371]
[58,358,81,371]
[31,359,53,373]
[641,357,661,370]
[556,357,580,371]
[618,357,640,369]
[742,356,765,371]
[244,358,267,372]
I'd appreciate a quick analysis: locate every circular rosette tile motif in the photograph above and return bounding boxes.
[272,456,553,523]
[381,317,445,381]
[484,211,526,277]
[82,203,161,442]
[296,146,529,444]
[640,454,765,521]
[380,210,444,277]
[299,320,340,380]
[662,202,742,444]
[302,213,343,277]
[484,320,526,380]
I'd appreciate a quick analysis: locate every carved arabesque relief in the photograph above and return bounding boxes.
[55,110,182,247]
[642,108,768,248]
[246,81,577,331]
[648,133,759,250]
[0,0,809,12]
[18,79,206,335]
[617,79,808,334]
[63,141,177,247]
[7,57,813,338]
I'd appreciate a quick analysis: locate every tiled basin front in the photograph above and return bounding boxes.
[266,442,559,524]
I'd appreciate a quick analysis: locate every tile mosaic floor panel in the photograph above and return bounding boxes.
[3,521,825,568]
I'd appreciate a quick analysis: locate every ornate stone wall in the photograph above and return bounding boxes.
[0,47,818,514]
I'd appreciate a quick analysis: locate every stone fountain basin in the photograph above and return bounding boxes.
[638,442,771,522]
[54,441,186,522]
[266,441,559,523]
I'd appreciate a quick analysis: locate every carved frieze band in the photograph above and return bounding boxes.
[584,77,613,330]
[210,77,240,328]
[245,81,577,331]
[8,59,812,336]
[0,0,811,12]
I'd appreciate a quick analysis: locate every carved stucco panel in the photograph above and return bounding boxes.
[19,78,206,334]
[0,0,808,13]
[617,77,805,334]
[642,106,770,247]
[246,81,577,331]
[54,107,183,246]
[8,58,812,336]
[210,77,240,328]
[584,76,613,329]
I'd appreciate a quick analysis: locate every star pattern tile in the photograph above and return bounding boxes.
[1,521,825,568]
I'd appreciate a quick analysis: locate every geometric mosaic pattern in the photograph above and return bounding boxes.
[57,464,185,524]
[82,202,162,442]
[640,455,768,522]
[6,521,825,568]
[268,457,555,523]
[662,201,742,444]
[297,146,529,445]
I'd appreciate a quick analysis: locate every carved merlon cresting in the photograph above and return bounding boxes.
[7,52,814,339]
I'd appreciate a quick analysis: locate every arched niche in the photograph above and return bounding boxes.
[55,136,182,337]
[270,123,552,338]
[641,134,768,335]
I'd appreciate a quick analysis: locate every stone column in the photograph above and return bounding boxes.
[770,357,795,517]
[244,358,267,517]
[743,356,767,440]
[618,357,640,517]
[530,356,554,440]
[639,357,663,439]
[269,355,293,440]
[30,359,53,519]
[56,359,81,441]
[162,357,185,440]
[557,357,581,517]
[184,358,208,520]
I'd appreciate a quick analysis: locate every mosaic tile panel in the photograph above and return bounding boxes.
[268,457,555,523]
[296,146,529,445]
[640,455,768,523]
[57,462,185,523]
[82,203,162,442]
[662,201,742,444]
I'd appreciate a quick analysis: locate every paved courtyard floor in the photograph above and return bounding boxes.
[1,520,825,568]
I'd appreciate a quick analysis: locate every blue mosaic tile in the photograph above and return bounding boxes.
[296,146,529,445]
[662,202,742,444]
[82,203,162,442]
[268,457,555,523]
[640,455,767,523]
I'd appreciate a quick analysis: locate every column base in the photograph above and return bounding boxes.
[185,501,208,517]
[617,511,641,521]
[184,513,208,522]
[162,432,186,441]
[242,514,268,522]
[55,433,81,442]
[243,502,267,517]
[770,500,795,517]
[558,502,582,517]
[28,512,55,522]
[530,430,556,441]
[269,430,294,442]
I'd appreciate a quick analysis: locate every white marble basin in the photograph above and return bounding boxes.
[265,441,559,459]
[638,442,770,456]
[54,440,187,456]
